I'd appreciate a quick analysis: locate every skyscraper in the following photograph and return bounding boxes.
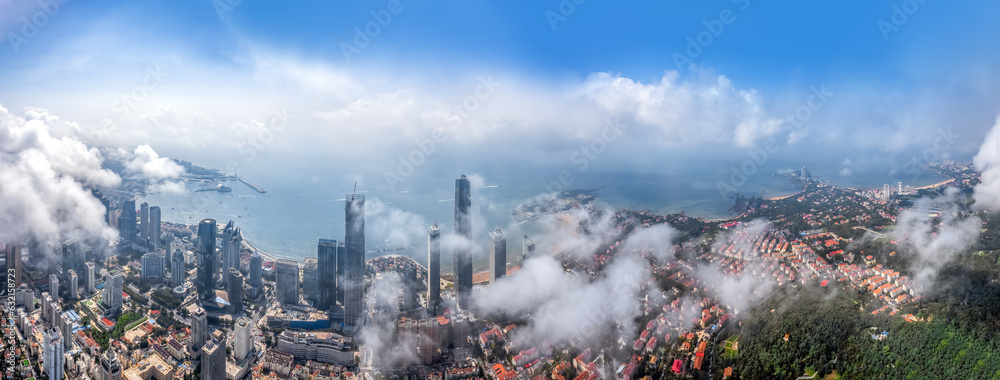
[275,259,299,305]
[317,239,339,311]
[337,239,346,305]
[249,249,263,295]
[454,175,472,310]
[104,272,123,313]
[427,224,441,315]
[302,258,319,304]
[221,221,241,288]
[85,261,96,294]
[67,270,78,300]
[344,194,365,329]
[234,317,253,361]
[5,244,21,288]
[197,219,217,299]
[201,338,226,380]
[522,235,535,261]
[150,205,161,250]
[172,249,185,287]
[140,202,149,245]
[141,251,166,283]
[99,349,122,380]
[122,199,137,245]
[43,328,64,380]
[191,307,208,350]
[49,273,59,300]
[489,226,506,284]
[227,268,244,314]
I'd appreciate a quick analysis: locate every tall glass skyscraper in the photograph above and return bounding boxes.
[121,199,137,245]
[197,219,217,300]
[139,202,149,245]
[149,206,161,250]
[489,226,506,284]
[317,239,340,311]
[344,194,365,329]
[454,175,472,310]
[427,223,441,315]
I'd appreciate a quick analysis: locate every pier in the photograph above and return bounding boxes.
[238,176,267,193]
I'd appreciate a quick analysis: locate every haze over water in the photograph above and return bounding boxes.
[140,158,951,269]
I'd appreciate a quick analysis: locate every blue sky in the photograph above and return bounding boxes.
[1,0,999,189]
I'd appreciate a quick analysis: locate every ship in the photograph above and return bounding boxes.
[218,185,232,192]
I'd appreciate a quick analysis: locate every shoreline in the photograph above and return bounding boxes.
[913,178,955,190]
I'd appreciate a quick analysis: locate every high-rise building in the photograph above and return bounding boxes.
[5,244,21,288]
[344,194,366,329]
[43,328,64,380]
[336,240,346,305]
[427,224,441,315]
[317,239,340,311]
[62,240,85,278]
[191,307,208,350]
[49,273,59,300]
[221,221,242,288]
[523,235,535,261]
[171,249,185,286]
[141,251,166,283]
[99,349,122,380]
[150,206,161,250]
[201,338,226,380]
[453,175,472,310]
[249,249,263,294]
[275,259,299,305]
[122,199,137,245]
[67,270,78,300]
[227,268,243,314]
[197,219,217,299]
[402,265,418,311]
[489,226,507,284]
[104,272,123,313]
[302,258,319,304]
[85,261,96,294]
[898,181,903,193]
[139,202,149,245]
[234,317,253,361]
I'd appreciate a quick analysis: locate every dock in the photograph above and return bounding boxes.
[238,176,267,193]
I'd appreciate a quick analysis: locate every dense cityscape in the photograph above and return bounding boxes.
[5,157,1000,379]
[5,1,1000,379]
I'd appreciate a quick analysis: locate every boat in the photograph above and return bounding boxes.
[218,185,232,193]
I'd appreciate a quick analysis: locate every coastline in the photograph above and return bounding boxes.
[913,178,955,190]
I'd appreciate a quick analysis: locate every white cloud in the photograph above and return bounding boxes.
[126,144,184,179]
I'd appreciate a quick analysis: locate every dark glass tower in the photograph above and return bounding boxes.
[317,239,339,311]
[139,202,149,245]
[149,206,161,250]
[454,175,472,310]
[427,223,441,315]
[196,219,217,300]
[489,226,506,284]
[121,199,137,245]
[344,194,365,329]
